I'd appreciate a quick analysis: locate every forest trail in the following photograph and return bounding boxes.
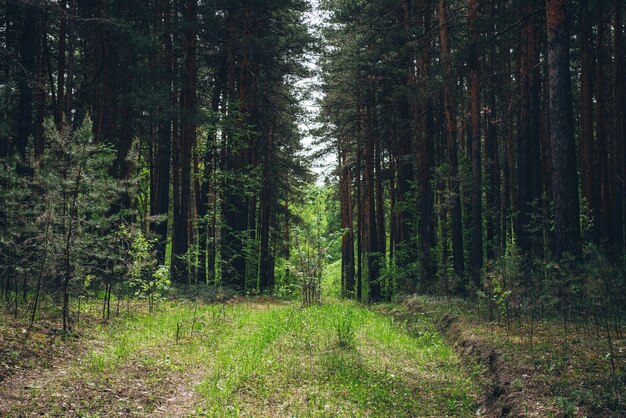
[0,298,478,416]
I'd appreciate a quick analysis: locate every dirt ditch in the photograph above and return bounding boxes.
[403,299,560,417]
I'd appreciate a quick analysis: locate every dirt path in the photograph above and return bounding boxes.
[1,299,479,416]
[1,345,204,417]
[0,313,205,417]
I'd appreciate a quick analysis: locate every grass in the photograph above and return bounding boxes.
[403,295,626,416]
[1,297,478,416]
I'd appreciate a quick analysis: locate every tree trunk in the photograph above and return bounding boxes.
[151,0,173,264]
[545,0,581,258]
[416,0,435,290]
[374,108,386,294]
[64,0,76,126]
[55,0,66,128]
[356,107,364,301]
[364,85,380,302]
[339,136,355,297]
[34,11,48,160]
[171,0,197,282]
[197,70,223,283]
[579,0,597,241]
[468,0,483,287]
[439,0,465,277]
[485,0,500,259]
[259,123,274,293]
[221,7,248,289]
[613,0,625,257]
[518,1,543,254]
[16,0,36,174]
[595,4,611,247]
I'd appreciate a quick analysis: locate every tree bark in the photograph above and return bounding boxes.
[259,123,274,293]
[416,0,435,290]
[171,0,197,282]
[485,0,500,259]
[151,0,173,264]
[34,11,48,161]
[545,0,581,258]
[55,0,66,128]
[613,0,625,256]
[339,135,355,297]
[518,1,543,254]
[364,85,380,302]
[468,0,483,287]
[438,0,464,277]
[15,0,36,174]
[595,3,611,246]
[197,69,223,283]
[579,0,597,241]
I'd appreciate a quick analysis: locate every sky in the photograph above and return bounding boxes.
[298,0,337,185]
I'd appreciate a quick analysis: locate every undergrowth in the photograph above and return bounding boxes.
[1,298,478,417]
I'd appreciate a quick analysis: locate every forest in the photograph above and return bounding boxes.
[0,0,625,416]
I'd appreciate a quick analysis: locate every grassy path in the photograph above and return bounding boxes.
[1,298,478,416]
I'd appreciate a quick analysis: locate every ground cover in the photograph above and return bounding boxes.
[393,296,626,417]
[0,297,478,417]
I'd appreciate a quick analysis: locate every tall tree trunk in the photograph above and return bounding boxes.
[356,106,364,302]
[364,86,380,302]
[55,0,66,128]
[540,58,555,253]
[171,0,197,282]
[595,3,611,247]
[438,0,464,277]
[339,136,355,297]
[545,0,581,258]
[395,0,417,289]
[468,0,483,287]
[241,7,259,292]
[34,11,48,161]
[518,1,543,254]
[374,108,386,291]
[485,0,500,259]
[15,0,36,174]
[284,188,290,283]
[259,123,274,292]
[64,0,76,126]
[151,0,173,264]
[197,71,223,283]
[579,0,597,241]
[388,154,397,265]
[416,0,435,290]
[221,7,247,289]
[613,0,625,257]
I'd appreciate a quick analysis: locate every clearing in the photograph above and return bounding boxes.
[0,298,478,416]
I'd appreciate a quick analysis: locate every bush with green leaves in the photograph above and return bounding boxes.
[118,225,170,310]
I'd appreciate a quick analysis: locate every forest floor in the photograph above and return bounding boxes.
[392,295,626,417]
[0,297,479,417]
[1,295,623,417]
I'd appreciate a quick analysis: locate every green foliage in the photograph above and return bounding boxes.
[335,306,355,348]
[1,117,131,318]
[282,185,343,301]
[579,196,595,250]
[322,259,342,299]
[119,226,170,309]
[480,269,512,319]
[558,397,576,418]
[385,242,419,295]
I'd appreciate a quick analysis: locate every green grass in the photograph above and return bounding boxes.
[2,298,478,417]
[403,295,626,416]
[192,300,478,416]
